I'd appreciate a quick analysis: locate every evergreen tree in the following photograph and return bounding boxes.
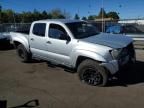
[82,16,87,20]
[88,15,96,20]
[107,11,119,19]
[97,8,107,18]
[74,14,80,19]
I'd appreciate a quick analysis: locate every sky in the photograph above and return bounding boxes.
[1,0,144,19]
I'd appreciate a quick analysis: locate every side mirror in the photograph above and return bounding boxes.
[65,35,71,42]
[59,34,71,42]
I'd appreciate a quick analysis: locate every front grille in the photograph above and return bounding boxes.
[118,42,135,65]
[126,43,135,58]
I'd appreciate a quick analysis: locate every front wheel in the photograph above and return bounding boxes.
[77,59,108,86]
[17,44,31,62]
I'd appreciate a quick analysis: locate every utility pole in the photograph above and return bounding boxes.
[12,13,16,31]
[88,1,91,16]
[77,7,80,16]
[0,5,2,24]
[102,0,104,32]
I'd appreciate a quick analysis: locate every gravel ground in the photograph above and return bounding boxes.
[0,48,144,108]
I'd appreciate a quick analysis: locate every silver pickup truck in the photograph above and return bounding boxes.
[10,19,136,86]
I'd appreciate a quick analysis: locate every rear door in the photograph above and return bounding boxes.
[29,23,49,59]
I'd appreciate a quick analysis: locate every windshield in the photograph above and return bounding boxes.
[66,22,100,39]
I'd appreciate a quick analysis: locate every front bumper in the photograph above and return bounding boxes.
[101,42,136,75]
[101,60,119,75]
[101,55,136,75]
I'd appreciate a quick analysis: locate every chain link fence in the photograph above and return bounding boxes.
[104,22,144,49]
[0,22,144,49]
[0,23,31,33]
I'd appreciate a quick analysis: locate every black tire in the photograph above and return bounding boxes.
[17,44,31,62]
[77,59,108,86]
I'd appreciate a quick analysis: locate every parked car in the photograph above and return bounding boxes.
[0,32,12,47]
[10,19,135,86]
[106,24,144,41]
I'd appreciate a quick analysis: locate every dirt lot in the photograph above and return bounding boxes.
[0,48,144,108]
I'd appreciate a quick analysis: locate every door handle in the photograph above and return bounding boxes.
[46,41,52,44]
[30,38,34,41]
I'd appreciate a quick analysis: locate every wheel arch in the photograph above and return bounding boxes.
[77,59,108,86]
[13,41,21,48]
[75,56,102,70]
[72,50,107,69]
[75,55,111,76]
[13,40,30,52]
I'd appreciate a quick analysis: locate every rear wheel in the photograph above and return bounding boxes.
[77,59,108,86]
[17,44,31,62]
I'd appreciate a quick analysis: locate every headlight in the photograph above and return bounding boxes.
[110,48,122,59]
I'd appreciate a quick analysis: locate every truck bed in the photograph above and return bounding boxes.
[15,30,29,35]
[10,32,29,41]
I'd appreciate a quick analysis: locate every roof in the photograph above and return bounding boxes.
[37,19,82,24]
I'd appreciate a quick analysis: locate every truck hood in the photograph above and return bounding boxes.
[80,33,133,49]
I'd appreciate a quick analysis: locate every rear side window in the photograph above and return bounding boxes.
[33,23,46,37]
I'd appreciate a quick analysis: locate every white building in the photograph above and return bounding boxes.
[119,19,144,25]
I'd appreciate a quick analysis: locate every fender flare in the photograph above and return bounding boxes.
[71,50,107,68]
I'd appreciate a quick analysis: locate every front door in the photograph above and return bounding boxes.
[46,23,73,66]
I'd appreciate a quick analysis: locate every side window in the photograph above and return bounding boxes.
[49,24,67,40]
[33,23,46,37]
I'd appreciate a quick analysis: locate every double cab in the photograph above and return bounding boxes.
[10,19,136,86]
